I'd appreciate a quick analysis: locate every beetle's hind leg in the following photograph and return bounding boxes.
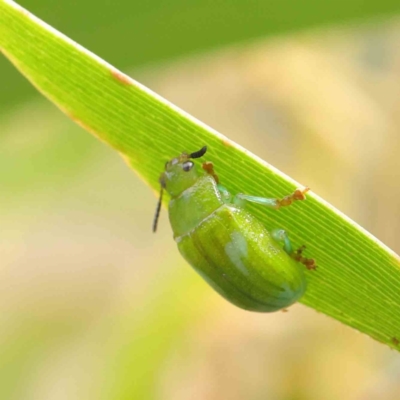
[234,187,309,209]
[293,245,317,270]
[271,229,317,270]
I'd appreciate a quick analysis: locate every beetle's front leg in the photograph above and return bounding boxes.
[202,161,219,183]
[233,187,309,209]
[271,229,316,270]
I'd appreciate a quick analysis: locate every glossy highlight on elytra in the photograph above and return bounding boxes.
[153,146,316,312]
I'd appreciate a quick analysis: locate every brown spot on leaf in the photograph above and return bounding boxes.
[222,138,233,147]
[111,69,132,85]
[65,111,92,133]
[392,337,399,346]
[20,9,30,17]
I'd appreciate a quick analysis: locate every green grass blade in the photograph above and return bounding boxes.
[1,0,400,349]
[2,0,400,110]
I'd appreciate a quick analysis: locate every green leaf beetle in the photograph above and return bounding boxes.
[153,146,316,312]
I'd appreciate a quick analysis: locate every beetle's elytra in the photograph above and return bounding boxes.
[153,146,316,312]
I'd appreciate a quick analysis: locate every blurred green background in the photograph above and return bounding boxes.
[2,1,400,399]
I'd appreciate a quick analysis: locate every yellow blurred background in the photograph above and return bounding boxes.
[1,2,400,400]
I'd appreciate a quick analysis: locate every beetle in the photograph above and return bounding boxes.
[153,146,316,312]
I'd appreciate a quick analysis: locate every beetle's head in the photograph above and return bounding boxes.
[160,145,207,196]
[153,146,207,232]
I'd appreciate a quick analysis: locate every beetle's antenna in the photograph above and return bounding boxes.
[189,146,207,159]
[153,187,163,233]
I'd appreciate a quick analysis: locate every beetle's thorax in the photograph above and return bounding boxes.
[168,175,224,238]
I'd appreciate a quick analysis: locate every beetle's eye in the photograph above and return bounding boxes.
[182,161,194,172]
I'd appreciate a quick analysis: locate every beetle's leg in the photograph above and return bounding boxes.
[233,187,310,209]
[271,229,317,270]
[202,161,219,183]
[217,184,232,203]
[271,229,293,254]
[293,245,317,270]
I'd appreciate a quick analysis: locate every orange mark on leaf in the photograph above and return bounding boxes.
[20,9,30,17]
[222,138,234,147]
[66,112,90,131]
[111,69,132,85]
